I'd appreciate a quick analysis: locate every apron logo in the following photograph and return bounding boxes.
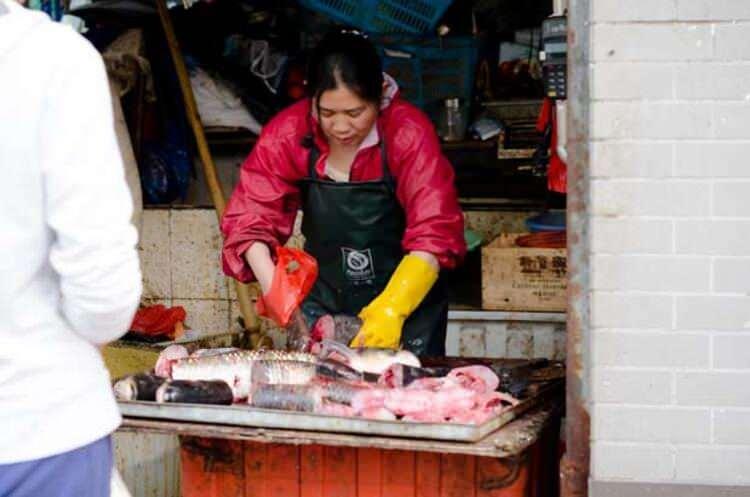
[342,247,375,282]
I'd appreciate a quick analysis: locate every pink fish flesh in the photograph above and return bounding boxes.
[154,345,189,377]
[360,407,397,421]
[309,314,362,351]
[316,401,356,417]
[350,388,387,413]
[383,389,434,416]
[446,365,500,393]
[378,363,448,388]
[401,411,445,423]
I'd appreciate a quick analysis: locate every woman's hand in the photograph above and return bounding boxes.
[244,242,275,294]
[245,244,319,327]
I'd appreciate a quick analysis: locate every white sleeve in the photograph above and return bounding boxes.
[40,35,142,345]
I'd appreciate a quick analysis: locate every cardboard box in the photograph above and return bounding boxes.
[481,234,567,312]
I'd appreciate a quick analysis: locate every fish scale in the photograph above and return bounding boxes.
[171,350,316,400]
[252,360,318,385]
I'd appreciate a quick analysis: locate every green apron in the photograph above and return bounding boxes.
[299,137,448,357]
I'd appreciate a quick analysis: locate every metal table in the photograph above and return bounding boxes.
[120,403,558,458]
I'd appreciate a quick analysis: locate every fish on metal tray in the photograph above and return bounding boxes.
[309,314,363,350]
[314,378,372,405]
[377,363,450,388]
[155,379,234,405]
[316,401,357,417]
[360,407,397,421]
[251,360,317,385]
[447,365,500,394]
[113,373,167,401]
[317,339,420,375]
[171,349,316,400]
[249,384,322,412]
[315,358,381,383]
[170,351,257,401]
[190,347,241,358]
[154,344,189,377]
[285,309,311,352]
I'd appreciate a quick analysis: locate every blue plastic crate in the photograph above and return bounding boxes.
[525,210,566,233]
[375,35,479,121]
[298,0,453,34]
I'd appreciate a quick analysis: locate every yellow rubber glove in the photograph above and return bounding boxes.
[350,254,438,349]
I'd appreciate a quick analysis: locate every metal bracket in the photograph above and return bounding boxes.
[479,452,529,490]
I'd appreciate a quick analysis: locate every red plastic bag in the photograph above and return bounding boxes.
[536,98,567,194]
[130,304,187,340]
[256,247,318,327]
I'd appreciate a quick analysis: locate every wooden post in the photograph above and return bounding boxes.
[154,0,259,335]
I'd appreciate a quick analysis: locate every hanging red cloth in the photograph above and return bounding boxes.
[130,304,186,340]
[536,98,567,193]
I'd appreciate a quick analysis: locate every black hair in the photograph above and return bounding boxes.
[306,29,384,108]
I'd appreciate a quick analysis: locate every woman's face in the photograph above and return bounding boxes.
[316,85,378,148]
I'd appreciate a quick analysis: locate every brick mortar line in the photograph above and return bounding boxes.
[596,441,750,450]
[591,98,750,102]
[596,402,750,411]
[599,363,750,371]
[591,20,746,26]
[592,289,749,296]
[592,215,750,221]
[590,138,750,143]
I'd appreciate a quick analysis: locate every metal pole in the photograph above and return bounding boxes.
[560,0,591,495]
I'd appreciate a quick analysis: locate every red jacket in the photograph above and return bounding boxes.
[220,97,466,283]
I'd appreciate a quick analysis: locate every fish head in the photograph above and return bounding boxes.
[317,339,354,365]
[113,377,136,401]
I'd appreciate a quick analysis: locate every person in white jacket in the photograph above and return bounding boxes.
[0,0,142,495]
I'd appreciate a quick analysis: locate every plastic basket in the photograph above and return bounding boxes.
[298,0,453,34]
[375,35,479,121]
[525,210,566,233]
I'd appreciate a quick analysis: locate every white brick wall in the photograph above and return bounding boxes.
[589,0,750,487]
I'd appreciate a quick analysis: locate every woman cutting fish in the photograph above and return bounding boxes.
[221,30,466,357]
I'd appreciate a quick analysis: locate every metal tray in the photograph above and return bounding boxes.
[118,387,548,443]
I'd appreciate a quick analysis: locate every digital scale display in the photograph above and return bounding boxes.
[541,16,567,99]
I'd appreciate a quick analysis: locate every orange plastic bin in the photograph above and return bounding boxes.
[178,413,560,497]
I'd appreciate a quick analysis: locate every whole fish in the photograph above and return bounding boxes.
[171,350,316,400]
[113,373,166,401]
[156,380,233,405]
[256,350,317,362]
[318,339,421,375]
[190,347,240,358]
[252,360,317,385]
[250,384,322,412]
